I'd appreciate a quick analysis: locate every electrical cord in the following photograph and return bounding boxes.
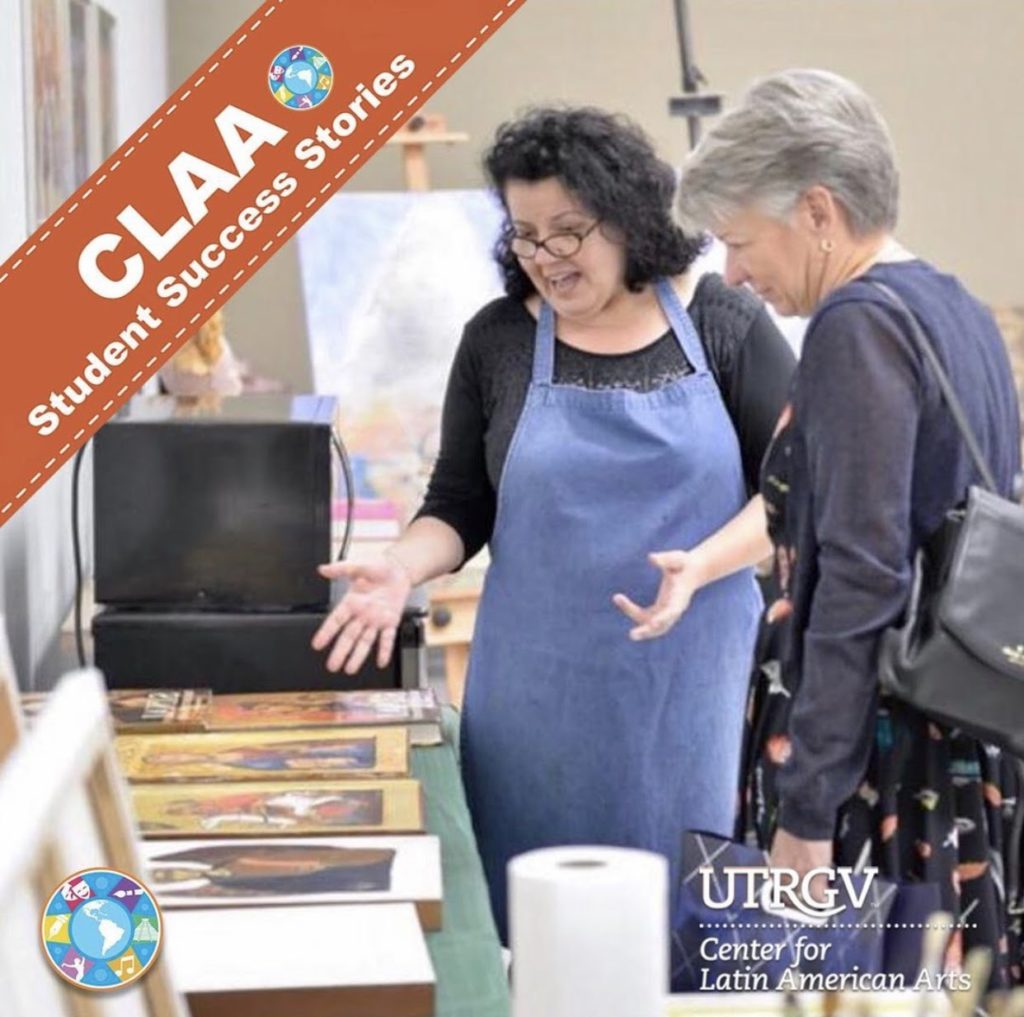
[71,443,88,667]
[331,428,355,563]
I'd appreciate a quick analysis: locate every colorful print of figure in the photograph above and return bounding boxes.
[163,788,384,831]
[149,843,396,897]
[141,736,376,773]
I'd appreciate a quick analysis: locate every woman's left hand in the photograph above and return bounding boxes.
[613,550,708,640]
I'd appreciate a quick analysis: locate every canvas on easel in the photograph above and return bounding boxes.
[0,668,188,1017]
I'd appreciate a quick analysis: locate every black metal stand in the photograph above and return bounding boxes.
[668,0,722,150]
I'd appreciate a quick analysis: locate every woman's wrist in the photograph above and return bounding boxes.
[685,545,715,590]
[383,545,417,587]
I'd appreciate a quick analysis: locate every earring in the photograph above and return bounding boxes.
[819,238,835,254]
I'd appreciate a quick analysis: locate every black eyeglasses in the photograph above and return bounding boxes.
[508,221,601,260]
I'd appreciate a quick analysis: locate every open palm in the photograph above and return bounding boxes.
[312,554,412,674]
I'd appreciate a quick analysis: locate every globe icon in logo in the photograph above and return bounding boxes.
[70,899,131,959]
[41,869,163,990]
[269,45,332,110]
[284,62,317,95]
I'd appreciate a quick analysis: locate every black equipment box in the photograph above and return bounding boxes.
[93,394,334,610]
[93,607,425,694]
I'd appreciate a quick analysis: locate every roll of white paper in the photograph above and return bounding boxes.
[509,845,668,1017]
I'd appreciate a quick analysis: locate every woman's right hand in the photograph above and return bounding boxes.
[613,550,709,640]
[312,552,413,675]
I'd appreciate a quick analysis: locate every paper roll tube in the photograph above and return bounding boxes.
[509,845,668,1017]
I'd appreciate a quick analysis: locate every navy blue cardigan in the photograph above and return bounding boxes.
[764,259,1022,839]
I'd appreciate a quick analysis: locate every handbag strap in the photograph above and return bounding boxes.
[868,280,999,494]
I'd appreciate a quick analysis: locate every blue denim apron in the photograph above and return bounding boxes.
[460,278,762,942]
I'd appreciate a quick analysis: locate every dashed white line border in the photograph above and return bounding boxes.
[0,0,526,519]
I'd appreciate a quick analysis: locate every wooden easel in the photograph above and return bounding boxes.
[0,669,188,1017]
[385,111,469,191]
[0,614,23,764]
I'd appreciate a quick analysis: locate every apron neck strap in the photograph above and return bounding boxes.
[532,277,707,384]
[533,301,557,384]
[654,278,708,373]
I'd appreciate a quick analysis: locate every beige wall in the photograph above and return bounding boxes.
[167,0,313,392]
[167,0,1024,388]
[687,0,1023,308]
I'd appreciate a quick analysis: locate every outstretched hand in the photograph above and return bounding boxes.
[613,550,707,640]
[312,552,413,674]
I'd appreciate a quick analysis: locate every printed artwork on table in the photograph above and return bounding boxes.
[146,841,395,899]
[141,835,444,930]
[206,688,440,731]
[22,687,212,733]
[105,688,212,731]
[132,778,424,837]
[116,725,409,783]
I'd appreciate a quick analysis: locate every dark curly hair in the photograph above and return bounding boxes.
[484,107,705,300]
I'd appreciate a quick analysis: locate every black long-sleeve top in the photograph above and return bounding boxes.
[415,273,796,564]
[763,259,1022,840]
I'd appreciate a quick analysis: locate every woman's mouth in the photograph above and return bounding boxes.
[545,271,581,296]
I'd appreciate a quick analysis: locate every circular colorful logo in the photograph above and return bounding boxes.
[269,45,333,110]
[41,869,163,990]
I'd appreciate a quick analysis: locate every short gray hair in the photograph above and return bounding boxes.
[677,69,899,236]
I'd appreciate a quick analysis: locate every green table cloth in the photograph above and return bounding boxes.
[412,707,510,1017]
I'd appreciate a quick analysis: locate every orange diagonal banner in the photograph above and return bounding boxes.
[0,0,525,526]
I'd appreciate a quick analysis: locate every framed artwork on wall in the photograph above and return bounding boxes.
[96,3,117,159]
[23,0,74,226]
[23,0,117,226]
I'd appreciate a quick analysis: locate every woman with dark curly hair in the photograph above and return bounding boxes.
[313,107,795,942]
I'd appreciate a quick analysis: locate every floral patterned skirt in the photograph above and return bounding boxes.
[739,644,1024,989]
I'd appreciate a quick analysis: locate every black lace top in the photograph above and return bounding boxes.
[416,273,796,564]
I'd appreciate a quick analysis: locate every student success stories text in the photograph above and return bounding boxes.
[28,54,415,437]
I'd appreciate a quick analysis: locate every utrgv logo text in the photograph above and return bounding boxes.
[700,866,879,920]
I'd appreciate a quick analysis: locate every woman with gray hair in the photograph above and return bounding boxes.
[676,69,1022,981]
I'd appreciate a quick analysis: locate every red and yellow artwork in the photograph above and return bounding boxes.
[116,726,409,783]
[206,689,439,732]
[132,779,424,838]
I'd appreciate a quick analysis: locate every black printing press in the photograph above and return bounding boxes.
[90,394,424,693]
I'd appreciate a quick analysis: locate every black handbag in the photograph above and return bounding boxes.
[873,281,1024,755]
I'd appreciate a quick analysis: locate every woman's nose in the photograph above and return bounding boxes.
[723,250,748,288]
[534,244,560,267]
